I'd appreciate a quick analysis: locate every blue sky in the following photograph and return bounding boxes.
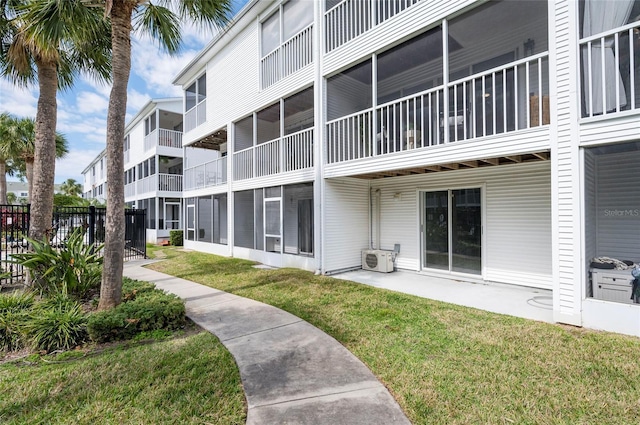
[0,0,249,185]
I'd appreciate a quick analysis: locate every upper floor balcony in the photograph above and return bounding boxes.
[325,0,423,53]
[144,128,183,151]
[141,108,183,153]
[260,0,314,89]
[579,1,640,119]
[184,156,227,191]
[234,128,313,180]
[325,0,550,167]
[125,173,183,199]
[233,86,315,181]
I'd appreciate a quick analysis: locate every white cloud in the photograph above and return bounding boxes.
[131,35,199,96]
[126,89,151,115]
[75,91,109,114]
[0,80,38,118]
[55,148,104,183]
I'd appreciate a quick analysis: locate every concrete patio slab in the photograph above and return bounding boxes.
[334,269,554,323]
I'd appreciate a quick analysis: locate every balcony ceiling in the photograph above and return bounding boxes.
[191,128,227,150]
[352,151,550,179]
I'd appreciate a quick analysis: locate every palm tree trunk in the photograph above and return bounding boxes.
[99,0,135,310]
[29,60,58,243]
[0,161,7,204]
[25,159,34,204]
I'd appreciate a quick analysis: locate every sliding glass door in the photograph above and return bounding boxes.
[422,188,482,275]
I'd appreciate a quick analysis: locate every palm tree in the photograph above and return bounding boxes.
[10,116,69,203]
[59,178,82,197]
[0,0,110,242]
[98,0,232,310]
[0,112,21,204]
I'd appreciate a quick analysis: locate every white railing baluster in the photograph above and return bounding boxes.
[525,62,530,127]
[601,36,606,115]
[630,28,636,110]
[615,33,620,112]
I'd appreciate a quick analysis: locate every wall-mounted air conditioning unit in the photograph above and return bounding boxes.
[362,250,394,273]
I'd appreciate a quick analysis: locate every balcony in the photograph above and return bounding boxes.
[184,157,227,191]
[261,24,313,89]
[580,20,640,118]
[135,173,183,195]
[233,128,313,180]
[325,0,422,52]
[185,100,206,133]
[327,54,549,164]
[144,128,183,151]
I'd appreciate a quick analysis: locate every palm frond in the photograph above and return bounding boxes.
[178,0,232,29]
[134,3,181,54]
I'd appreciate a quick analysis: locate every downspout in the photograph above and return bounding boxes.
[369,186,380,249]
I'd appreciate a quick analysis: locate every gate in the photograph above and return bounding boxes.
[0,205,147,286]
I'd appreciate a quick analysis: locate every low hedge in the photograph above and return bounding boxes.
[87,279,186,343]
[169,230,183,246]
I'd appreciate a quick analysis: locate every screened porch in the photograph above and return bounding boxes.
[326,0,550,164]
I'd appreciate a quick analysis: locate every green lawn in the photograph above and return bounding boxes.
[147,246,640,425]
[0,330,245,425]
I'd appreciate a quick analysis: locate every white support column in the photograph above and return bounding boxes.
[228,122,235,256]
[314,0,324,274]
[551,0,582,326]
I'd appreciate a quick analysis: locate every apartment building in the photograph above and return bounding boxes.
[83,98,187,243]
[166,0,640,337]
[82,151,107,203]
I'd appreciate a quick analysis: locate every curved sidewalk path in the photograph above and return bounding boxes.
[124,260,411,425]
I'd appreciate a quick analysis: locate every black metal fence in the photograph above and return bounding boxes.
[1,205,146,286]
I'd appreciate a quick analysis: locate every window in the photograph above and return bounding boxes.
[262,12,280,57]
[144,111,157,136]
[185,74,206,112]
[327,59,372,121]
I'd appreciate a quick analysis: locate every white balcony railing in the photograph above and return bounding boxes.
[124,182,135,198]
[261,24,313,89]
[136,174,157,195]
[325,0,422,52]
[158,173,182,192]
[580,20,640,118]
[327,53,549,164]
[255,138,280,177]
[143,128,183,151]
[184,157,227,190]
[134,173,182,195]
[233,128,313,180]
[283,128,314,171]
[185,100,206,132]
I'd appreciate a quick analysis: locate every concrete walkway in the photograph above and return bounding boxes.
[123,260,410,425]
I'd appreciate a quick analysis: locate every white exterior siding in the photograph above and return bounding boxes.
[370,161,551,288]
[323,177,370,273]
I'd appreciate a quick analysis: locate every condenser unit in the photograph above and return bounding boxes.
[362,250,394,273]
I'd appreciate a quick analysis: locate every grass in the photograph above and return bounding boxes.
[0,327,246,424]
[147,246,640,425]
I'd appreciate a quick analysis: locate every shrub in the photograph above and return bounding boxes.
[88,283,185,343]
[0,291,34,313]
[0,292,34,352]
[24,299,88,352]
[169,230,183,246]
[10,228,103,299]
